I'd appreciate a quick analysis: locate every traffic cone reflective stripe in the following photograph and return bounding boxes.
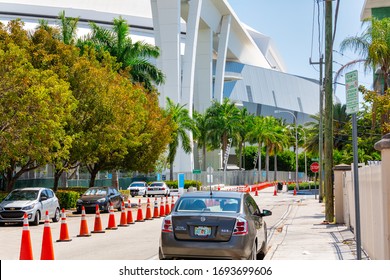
[127,199,135,224]
[106,202,118,230]
[19,213,33,260]
[136,199,144,222]
[57,209,72,242]
[119,201,129,227]
[159,197,165,217]
[145,199,153,220]
[77,206,91,237]
[92,205,105,233]
[40,211,55,260]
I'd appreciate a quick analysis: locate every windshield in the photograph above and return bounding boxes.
[130,183,145,187]
[5,190,39,201]
[176,198,240,213]
[83,188,107,196]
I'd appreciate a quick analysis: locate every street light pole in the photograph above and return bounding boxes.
[299,128,307,182]
[275,110,299,194]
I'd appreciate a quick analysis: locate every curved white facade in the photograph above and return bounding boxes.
[0,0,320,173]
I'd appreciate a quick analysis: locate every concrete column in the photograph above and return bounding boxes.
[214,14,231,103]
[150,0,181,106]
[374,133,390,259]
[333,164,351,224]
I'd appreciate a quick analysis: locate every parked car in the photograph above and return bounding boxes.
[147,182,170,197]
[0,188,60,226]
[159,191,272,260]
[76,186,123,214]
[127,181,148,197]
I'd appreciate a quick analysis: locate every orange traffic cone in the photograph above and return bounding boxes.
[160,197,165,217]
[40,211,55,260]
[127,199,135,224]
[293,188,297,196]
[77,206,91,237]
[91,204,105,233]
[153,197,160,218]
[56,209,72,242]
[136,199,145,222]
[255,189,259,196]
[273,185,277,196]
[106,202,118,230]
[165,196,170,214]
[145,199,153,220]
[119,201,129,227]
[19,213,33,260]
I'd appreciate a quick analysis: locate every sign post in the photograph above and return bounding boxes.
[345,70,361,260]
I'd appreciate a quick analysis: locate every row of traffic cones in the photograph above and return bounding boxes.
[19,196,177,259]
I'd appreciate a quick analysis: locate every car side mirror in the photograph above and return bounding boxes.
[40,196,48,201]
[260,209,272,217]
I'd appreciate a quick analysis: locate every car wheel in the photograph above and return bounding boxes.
[118,201,122,212]
[31,211,40,226]
[52,208,60,223]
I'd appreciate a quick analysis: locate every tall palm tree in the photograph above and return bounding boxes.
[79,17,165,91]
[206,98,241,170]
[268,120,288,181]
[235,108,254,170]
[193,111,209,171]
[248,116,266,182]
[165,98,196,180]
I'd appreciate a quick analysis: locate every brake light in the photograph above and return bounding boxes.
[233,217,248,235]
[162,215,173,232]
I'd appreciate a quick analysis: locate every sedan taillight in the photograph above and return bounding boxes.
[232,217,248,235]
[162,215,173,232]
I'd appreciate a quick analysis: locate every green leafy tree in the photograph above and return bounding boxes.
[0,20,76,191]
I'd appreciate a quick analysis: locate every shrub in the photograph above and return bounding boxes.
[165,180,202,190]
[56,190,80,209]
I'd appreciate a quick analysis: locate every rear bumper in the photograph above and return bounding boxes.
[159,232,252,260]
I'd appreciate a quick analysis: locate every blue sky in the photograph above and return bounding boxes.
[228,0,371,104]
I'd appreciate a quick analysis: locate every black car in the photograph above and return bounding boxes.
[76,186,123,213]
[159,191,272,260]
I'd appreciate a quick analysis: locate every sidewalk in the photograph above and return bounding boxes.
[262,189,369,260]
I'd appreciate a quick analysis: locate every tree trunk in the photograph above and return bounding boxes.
[111,170,119,189]
[265,146,270,181]
[53,170,63,192]
[274,154,278,181]
[202,145,207,171]
[257,143,262,183]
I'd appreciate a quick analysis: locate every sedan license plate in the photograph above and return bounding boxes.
[194,226,211,237]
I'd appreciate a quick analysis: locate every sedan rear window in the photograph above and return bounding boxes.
[176,198,240,213]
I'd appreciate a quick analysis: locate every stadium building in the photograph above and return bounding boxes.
[0,0,320,175]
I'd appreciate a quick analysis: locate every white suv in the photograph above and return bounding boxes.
[127,181,148,197]
[147,182,170,197]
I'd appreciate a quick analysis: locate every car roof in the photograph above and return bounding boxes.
[179,191,244,199]
[12,188,46,191]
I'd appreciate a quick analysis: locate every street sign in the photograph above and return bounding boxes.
[193,169,201,174]
[310,162,319,173]
[345,70,359,114]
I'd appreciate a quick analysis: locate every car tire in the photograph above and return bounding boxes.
[32,211,40,226]
[52,208,60,223]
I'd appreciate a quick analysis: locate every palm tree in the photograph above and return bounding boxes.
[338,17,390,133]
[234,108,254,170]
[165,98,196,180]
[193,111,209,171]
[268,120,288,181]
[248,116,266,182]
[79,17,165,91]
[206,98,241,170]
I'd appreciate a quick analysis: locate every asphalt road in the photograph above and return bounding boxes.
[0,189,296,260]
